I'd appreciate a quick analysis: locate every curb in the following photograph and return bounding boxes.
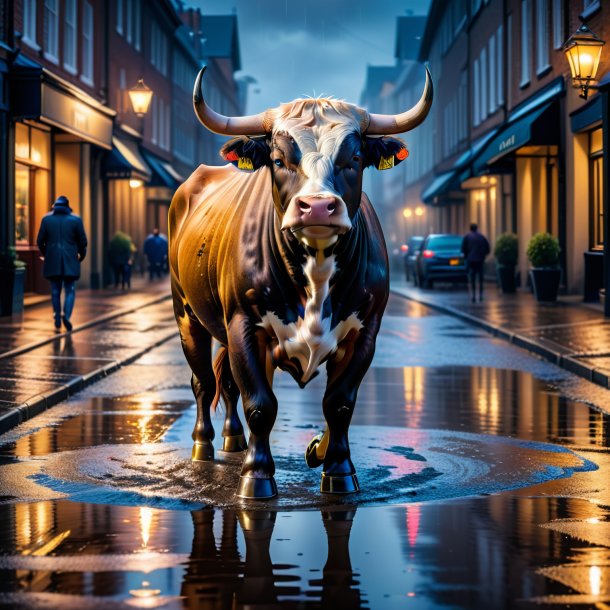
[390,288,610,390]
[0,293,172,361]
[0,327,177,435]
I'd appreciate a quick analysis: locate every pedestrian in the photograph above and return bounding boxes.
[108,231,134,290]
[461,222,490,303]
[36,195,87,332]
[143,228,168,280]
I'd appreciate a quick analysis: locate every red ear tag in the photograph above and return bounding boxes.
[396,148,409,160]
[225,150,239,161]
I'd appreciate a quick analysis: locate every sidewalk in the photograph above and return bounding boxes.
[391,279,610,389]
[0,276,175,433]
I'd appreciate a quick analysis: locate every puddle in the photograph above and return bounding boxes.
[0,497,608,609]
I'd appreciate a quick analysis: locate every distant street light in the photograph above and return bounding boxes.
[563,25,605,100]
[128,79,154,117]
[415,206,424,217]
[403,208,413,218]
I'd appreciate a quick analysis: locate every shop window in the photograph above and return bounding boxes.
[589,128,603,249]
[15,164,31,244]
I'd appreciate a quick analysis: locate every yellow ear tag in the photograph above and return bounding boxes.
[378,155,395,170]
[238,157,254,170]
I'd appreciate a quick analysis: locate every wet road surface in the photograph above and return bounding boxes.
[0,295,609,608]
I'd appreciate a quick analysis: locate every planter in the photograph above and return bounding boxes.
[496,265,517,294]
[529,268,561,303]
[0,267,26,316]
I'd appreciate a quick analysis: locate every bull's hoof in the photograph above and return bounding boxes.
[221,434,247,452]
[305,434,324,468]
[236,476,278,500]
[320,473,360,494]
[191,441,214,462]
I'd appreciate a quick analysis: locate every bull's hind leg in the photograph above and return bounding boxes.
[214,346,247,452]
[228,314,278,499]
[313,317,383,494]
[173,296,216,461]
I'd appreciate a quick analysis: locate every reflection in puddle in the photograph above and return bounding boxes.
[0,497,608,609]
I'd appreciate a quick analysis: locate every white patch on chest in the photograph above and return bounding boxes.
[259,254,363,383]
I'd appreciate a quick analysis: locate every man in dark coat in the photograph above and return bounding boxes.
[36,195,88,331]
[461,222,490,303]
[143,228,168,280]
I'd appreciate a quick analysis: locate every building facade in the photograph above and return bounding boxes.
[368,0,609,298]
[3,0,245,299]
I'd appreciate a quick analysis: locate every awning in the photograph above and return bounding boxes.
[11,55,115,149]
[421,130,499,204]
[140,149,182,189]
[473,102,558,174]
[571,94,602,133]
[103,137,151,181]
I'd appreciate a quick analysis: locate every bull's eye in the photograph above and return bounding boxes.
[274,159,284,168]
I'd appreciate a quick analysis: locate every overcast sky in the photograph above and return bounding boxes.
[191,0,430,114]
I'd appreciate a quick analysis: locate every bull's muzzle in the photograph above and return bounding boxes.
[281,195,352,239]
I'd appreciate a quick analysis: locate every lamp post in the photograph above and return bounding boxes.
[563,26,609,315]
[563,25,605,100]
[128,79,154,117]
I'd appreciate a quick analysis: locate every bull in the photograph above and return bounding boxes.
[169,66,433,499]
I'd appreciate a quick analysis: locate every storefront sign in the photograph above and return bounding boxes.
[41,84,113,149]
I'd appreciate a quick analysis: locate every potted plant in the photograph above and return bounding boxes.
[0,247,26,316]
[494,232,518,293]
[526,232,561,302]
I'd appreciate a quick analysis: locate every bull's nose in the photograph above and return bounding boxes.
[297,197,338,224]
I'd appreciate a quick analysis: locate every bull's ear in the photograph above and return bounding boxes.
[363,136,409,171]
[220,136,271,171]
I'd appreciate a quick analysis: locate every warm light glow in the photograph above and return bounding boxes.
[128,79,154,116]
[480,176,488,184]
[403,208,413,218]
[590,565,601,596]
[563,25,605,99]
[489,177,497,185]
[139,506,154,548]
[129,179,144,189]
[415,206,424,217]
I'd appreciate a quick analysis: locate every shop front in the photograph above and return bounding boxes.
[472,79,564,288]
[11,56,115,294]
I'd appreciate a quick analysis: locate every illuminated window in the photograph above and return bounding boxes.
[589,128,603,249]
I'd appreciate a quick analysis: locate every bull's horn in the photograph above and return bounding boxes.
[193,66,272,135]
[366,65,433,135]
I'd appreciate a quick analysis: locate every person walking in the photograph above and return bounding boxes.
[143,228,168,280]
[36,195,87,332]
[461,222,490,303]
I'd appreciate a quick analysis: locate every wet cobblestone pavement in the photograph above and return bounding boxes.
[0,295,609,608]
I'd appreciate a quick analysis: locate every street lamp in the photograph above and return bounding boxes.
[415,206,424,217]
[128,79,153,117]
[563,25,605,100]
[403,208,413,218]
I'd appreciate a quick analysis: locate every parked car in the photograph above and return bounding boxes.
[415,234,467,288]
[404,236,424,281]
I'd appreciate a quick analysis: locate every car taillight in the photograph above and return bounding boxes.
[423,250,434,258]
[400,244,408,253]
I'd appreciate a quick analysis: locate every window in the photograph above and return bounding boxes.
[43,0,59,62]
[552,0,563,49]
[150,22,168,75]
[133,0,141,50]
[126,0,132,43]
[22,0,38,49]
[473,58,480,126]
[497,25,504,105]
[480,47,487,121]
[488,34,496,114]
[520,0,531,86]
[116,0,123,34]
[81,1,94,85]
[64,0,77,73]
[590,128,603,249]
[535,0,550,74]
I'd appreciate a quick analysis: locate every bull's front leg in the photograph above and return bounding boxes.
[227,314,278,499]
[308,315,382,494]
